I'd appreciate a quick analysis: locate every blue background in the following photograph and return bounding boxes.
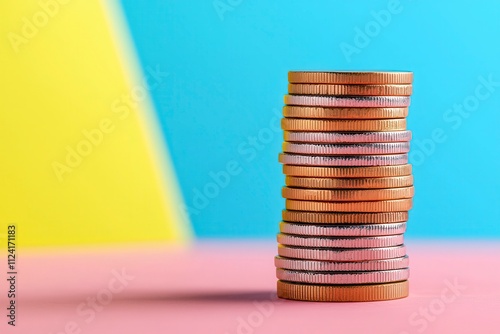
[121,0,500,239]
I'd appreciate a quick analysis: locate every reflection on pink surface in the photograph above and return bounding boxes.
[2,241,499,334]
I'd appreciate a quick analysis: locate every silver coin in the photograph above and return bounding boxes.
[276,268,409,284]
[283,142,410,155]
[274,255,409,271]
[279,222,407,236]
[277,233,404,248]
[285,95,411,108]
[277,244,407,261]
[279,153,408,166]
[284,131,412,143]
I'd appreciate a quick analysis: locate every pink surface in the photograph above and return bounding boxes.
[2,241,500,334]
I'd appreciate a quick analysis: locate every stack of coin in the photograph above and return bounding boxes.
[276,71,414,302]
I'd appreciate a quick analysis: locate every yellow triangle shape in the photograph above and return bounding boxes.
[0,0,191,247]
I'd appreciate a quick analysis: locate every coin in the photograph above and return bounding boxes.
[283,142,410,155]
[277,280,409,302]
[285,199,413,212]
[284,131,412,143]
[278,244,407,261]
[282,211,409,224]
[285,176,414,189]
[276,268,409,285]
[284,95,411,108]
[282,165,412,178]
[288,83,412,96]
[282,187,414,201]
[277,233,404,248]
[274,256,409,271]
[281,118,406,132]
[279,153,408,166]
[283,106,409,119]
[288,71,413,84]
[279,222,407,236]
[283,164,412,178]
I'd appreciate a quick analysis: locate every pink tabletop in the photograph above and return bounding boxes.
[2,240,499,334]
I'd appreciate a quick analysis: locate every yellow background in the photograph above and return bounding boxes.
[0,0,190,247]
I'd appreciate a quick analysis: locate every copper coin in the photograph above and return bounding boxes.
[275,255,409,271]
[285,199,413,212]
[285,176,414,189]
[282,187,414,201]
[278,244,407,261]
[288,71,413,84]
[283,142,410,155]
[277,233,404,248]
[282,211,409,224]
[284,95,411,108]
[283,106,409,119]
[279,153,408,166]
[288,83,412,96]
[282,165,412,178]
[277,280,409,302]
[279,222,407,236]
[281,118,406,132]
[284,131,412,143]
[276,268,409,285]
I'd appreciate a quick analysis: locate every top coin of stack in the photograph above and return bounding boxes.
[276,71,414,302]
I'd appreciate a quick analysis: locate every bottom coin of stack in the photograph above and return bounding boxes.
[275,70,414,302]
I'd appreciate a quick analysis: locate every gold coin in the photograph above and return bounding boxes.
[282,187,414,201]
[281,118,406,132]
[288,84,412,96]
[285,176,414,189]
[288,71,413,84]
[277,280,409,302]
[282,210,409,224]
[285,199,413,212]
[283,106,409,119]
[283,165,412,178]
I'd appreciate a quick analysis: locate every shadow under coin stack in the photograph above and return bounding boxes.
[276,71,414,302]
